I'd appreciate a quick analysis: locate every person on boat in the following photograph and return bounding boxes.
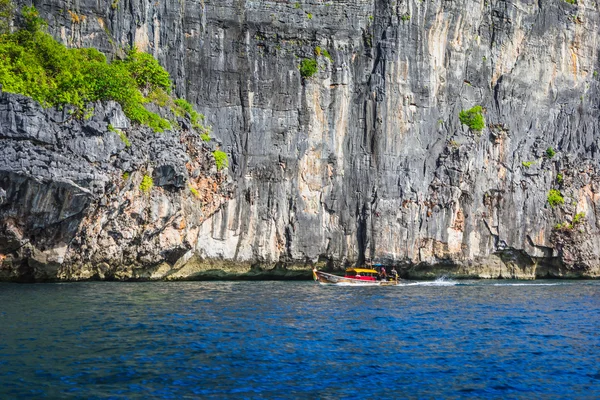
[379,266,387,280]
[391,267,398,281]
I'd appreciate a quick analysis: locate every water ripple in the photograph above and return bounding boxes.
[0,280,599,398]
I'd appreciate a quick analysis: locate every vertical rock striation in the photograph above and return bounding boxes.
[4,0,600,279]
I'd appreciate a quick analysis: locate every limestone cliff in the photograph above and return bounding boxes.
[0,93,232,281]
[3,0,600,279]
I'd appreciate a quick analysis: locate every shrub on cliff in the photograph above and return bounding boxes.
[299,58,318,78]
[547,189,564,207]
[140,175,153,193]
[0,6,177,132]
[213,150,229,171]
[459,105,485,132]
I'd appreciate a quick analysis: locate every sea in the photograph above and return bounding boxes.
[1,279,599,398]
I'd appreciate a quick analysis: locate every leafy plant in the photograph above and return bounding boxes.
[401,13,411,21]
[557,173,563,184]
[0,6,173,131]
[140,174,153,193]
[546,147,556,158]
[122,171,130,180]
[572,212,585,225]
[321,49,332,61]
[459,105,485,131]
[522,161,533,168]
[547,189,564,208]
[189,185,200,198]
[306,13,313,19]
[299,58,318,78]
[200,133,211,142]
[213,150,229,171]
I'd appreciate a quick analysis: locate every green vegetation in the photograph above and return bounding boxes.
[200,132,211,142]
[459,105,485,131]
[307,13,313,19]
[140,174,153,193]
[554,212,585,231]
[547,189,564,208]
[213,150,229,171]
[173,98,205,128]
[557,173,563,184]
[299,58,318,78]
[401,13,411,21]
[122,171,130,180]
[189,184,200,198]
[294,2,301,9]
[564,0,576,4]
[0,6,205,133]
[522,161,534,168]
[572,212,585,225]
[546,147,556,158]
[314,46,332,62]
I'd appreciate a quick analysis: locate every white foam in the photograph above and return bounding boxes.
[401,277,459,286]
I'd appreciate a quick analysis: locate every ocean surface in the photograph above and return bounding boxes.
[1,279,599,399]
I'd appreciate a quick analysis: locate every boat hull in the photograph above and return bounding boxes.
[313,270,399,286]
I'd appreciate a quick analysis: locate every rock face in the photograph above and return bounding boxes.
[4,0,600,279]
[0,92,232,281]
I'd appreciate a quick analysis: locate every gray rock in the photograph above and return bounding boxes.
[2,0,600,279]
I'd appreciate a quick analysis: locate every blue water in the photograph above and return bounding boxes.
[1,280,599,398]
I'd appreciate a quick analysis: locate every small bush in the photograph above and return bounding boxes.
[459,105,485,131]
[564,0,576,4]
[522,161,533,168]
[401,13,411,21]
[321,49,332,61]
[557,173,563,184]
[572,212,585,225]
[299,58,318,78]
[200,133,211,142]
[140,174,153,193]
[546,147,556,158]
[547,189,564,208]
[122,171,130,180]
[189,184,200,198]
[213,150,229,171]
[306,13,313,19]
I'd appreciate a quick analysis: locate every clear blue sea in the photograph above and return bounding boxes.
[1,279,599,398]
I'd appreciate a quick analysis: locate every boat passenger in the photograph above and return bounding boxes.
[379,267,387,279]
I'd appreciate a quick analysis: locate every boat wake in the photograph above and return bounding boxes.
[403,276,458,286]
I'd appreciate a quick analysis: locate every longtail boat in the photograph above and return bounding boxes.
[312,267,399,286]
